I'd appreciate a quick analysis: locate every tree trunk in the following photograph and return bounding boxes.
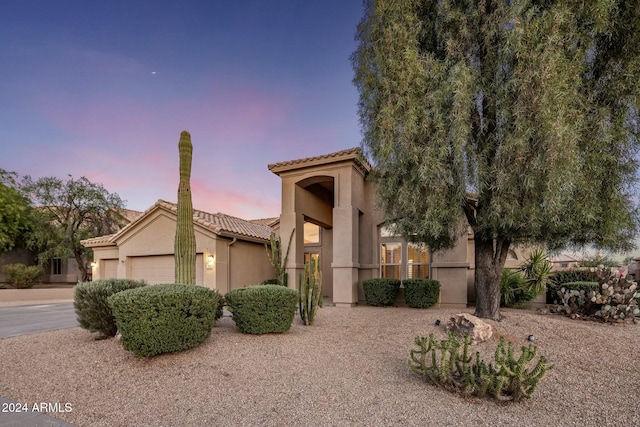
[75,252,89,282]
[473,236,510,320]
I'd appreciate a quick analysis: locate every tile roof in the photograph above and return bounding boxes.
[87,200,275,247]
[80,234,117,247]
[267,147,371,173]
[250,217,280,227]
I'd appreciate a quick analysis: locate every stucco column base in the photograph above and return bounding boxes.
[334,302,357,308]
[332,266,359,306]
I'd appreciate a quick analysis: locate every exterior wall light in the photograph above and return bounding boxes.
[90,262,97,268]
[206,255,215,269]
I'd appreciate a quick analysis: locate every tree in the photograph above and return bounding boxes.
[0,170,35,253]
[174,130,196,285]
[352,0,640,319]
[23,175,126,282]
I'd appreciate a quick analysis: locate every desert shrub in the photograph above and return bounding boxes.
[403,279,440,308]
[409,332,553,402]
[225,285,298,334]
[74,279,147,337]
[108,284,218,357]
[214,292,225,322]
[500,269,538,307]
[362,278,400,306]
[260,278,279,286]
[2,263,43,289]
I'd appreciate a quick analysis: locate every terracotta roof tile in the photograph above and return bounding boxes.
[250,217,280,227]
[108,200,275,243]
[267,147,371,172]
[81,234,117,247]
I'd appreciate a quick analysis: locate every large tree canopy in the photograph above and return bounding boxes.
[0,170,34,253]
[23,175,127,282]
[352,0,640,319]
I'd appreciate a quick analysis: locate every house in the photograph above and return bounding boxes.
[82,200,276,292]
[84,147,530,308]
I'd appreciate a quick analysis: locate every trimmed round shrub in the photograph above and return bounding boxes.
[108,284,218,357]
[225,285,298,334]
[74,279,147,337]
[362,278,401,306]
[214,292,225,322]
[404,279,440,308]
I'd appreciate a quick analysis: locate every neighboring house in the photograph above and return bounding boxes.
[83,147,530,308]
[550,254,582,271]
[0,208,142,284]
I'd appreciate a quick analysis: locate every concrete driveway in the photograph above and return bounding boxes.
[0,302,78,338]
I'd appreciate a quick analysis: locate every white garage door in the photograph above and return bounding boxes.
[103,259,118,279]
[130,254,203,285]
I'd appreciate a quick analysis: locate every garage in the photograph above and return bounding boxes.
[102,259,118,280]
[130,254,204,285]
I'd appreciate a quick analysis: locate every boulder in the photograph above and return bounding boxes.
[446,313,493,344]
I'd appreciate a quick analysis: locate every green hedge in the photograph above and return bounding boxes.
[224,285,298,334]
[214,292,225,322]
[108,284,218,357]
[548,281,599,305]
[362,278,401,306]
[547,271,599,302]
[403,279,441,309]
[74,279,147,337]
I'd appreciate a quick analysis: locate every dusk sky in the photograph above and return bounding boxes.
[1,1,365,219]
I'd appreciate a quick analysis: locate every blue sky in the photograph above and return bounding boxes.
[0,0,364,219]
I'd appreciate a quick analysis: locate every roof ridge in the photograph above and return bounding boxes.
[267,147,365,170]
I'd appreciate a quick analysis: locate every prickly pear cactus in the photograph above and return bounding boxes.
[174,130,196,285]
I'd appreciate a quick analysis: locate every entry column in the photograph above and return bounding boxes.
[332,205,359,307]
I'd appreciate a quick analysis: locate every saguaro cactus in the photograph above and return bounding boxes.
[174,130,196,284]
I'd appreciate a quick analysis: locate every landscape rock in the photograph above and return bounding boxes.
[446,313,493,344]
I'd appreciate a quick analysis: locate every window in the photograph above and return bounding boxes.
[52,258,63,275]
[407,243,430,279]
[303,222,320,244]
[560,263,568,268]
[381,243,402,279]
[379,224,431,280]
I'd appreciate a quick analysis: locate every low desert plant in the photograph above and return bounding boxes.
[2,263,43,289]
[74,279,147,338]
[225,285,298,334]
[409,332,553,402]
[108,284,218,357]
[299,257,322,325]
[500,269,538,307]
[501,250,552,307]
[403,279,440,308]
[362,278,400,306]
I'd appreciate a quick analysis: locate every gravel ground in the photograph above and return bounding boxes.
[1,306,639,427]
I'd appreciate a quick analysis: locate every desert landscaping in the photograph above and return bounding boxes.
[1,305,638,426]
